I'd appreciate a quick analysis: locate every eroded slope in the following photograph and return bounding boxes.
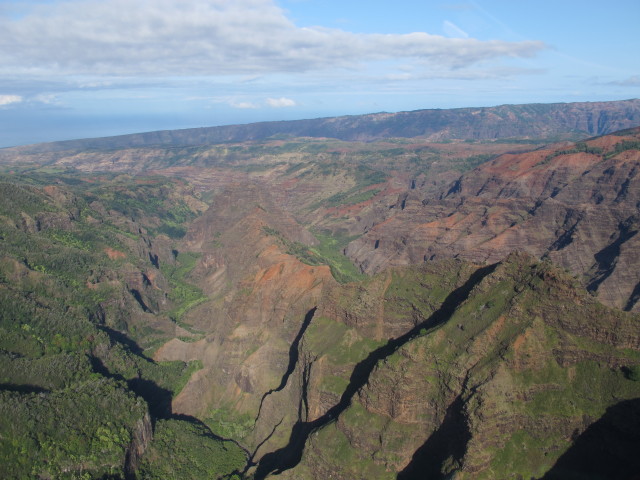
[268,253,640,480]
[347,129,640,312]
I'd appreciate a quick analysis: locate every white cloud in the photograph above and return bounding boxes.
[0,0,545,77]
[266,97,296,107]
[33,93,60,105]
[231,101,260,109]
[225,97,296,109]
[0,94,22,106]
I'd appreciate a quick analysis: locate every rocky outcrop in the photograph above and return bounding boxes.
[151,174,640,479]
[154,184,334,459]
[274,253,640,480]
[125,411,153,479]
[346,128,640,311]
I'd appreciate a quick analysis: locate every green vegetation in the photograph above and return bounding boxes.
[298,255,640,480]
[521,359,638,418]
[262,227,365,283]
[308,230,365,283]
[306,164,387,209]
[490,429,569,480]
[204,405,256,441]
[623,365,640,381]
[542,141,604,164]
[0,171,224,478]
[320,187,380,208]
[319,374,350,395]
[305,316,384,367]
[384,260,471,323]
[605,139,640,159]
[450,153,495,172]
[2,129,640,480]
[0,378,147,479]
[138,419,246,480]
[305,420,396,480]
[161,251,208,322]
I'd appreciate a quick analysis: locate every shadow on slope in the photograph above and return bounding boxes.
[396,395,471,480]
[541,398,640,480]
[0,383,49,394]
[254,307,317,423]
[90,351,251,479]
[89,355,173,420]
[253,263,497,480]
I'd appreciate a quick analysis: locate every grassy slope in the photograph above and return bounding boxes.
[291,255,640,480]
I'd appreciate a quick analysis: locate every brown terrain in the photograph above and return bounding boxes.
[1,101,639,479]
[143,134,640,477]
[346,128,640,312]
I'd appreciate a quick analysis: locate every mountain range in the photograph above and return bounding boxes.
[3,99,640,155]
[0,99,639,480]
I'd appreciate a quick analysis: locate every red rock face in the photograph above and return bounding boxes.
[153,182,335,456]
[346,129,640,312]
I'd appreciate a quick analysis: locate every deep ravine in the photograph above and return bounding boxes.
[243,307,318,472]
[252,263,497,480]
[253,307,318,424]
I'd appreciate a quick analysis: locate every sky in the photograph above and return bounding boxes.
[0,0,639,147]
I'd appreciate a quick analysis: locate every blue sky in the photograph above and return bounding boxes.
[0,0,638,147]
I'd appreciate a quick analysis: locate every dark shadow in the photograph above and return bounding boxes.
[127,377,173,419]
[148,253,159,269]
[246,418,285,469]
[129,288,152,313]
[88,355,172,419]
[548,215,581,252]
[623,280,640,312]
[254,307,317,423]
[97,326,146,356]
[0,383,49,394]
[171,413,251,453]
[587,219,638,293]
[172,412,253,480]
[397,395,470,480]
[541,398,640,480]
[89,357,252,479]
[89,321,252,479]
[253,263,497,480]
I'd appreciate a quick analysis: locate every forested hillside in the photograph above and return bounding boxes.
[0,174,246,479]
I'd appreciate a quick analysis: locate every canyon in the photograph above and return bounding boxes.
[0,100,639,479]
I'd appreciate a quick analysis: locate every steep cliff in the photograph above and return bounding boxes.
[153,183,334,460]
[147,180,640,480]
[347,128,640,312]
[0,174,245,479]
[265,253,640,480]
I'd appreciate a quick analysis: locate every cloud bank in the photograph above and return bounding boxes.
[0,95,22,106]
[0,0,545,77]
[266,97,296,107]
